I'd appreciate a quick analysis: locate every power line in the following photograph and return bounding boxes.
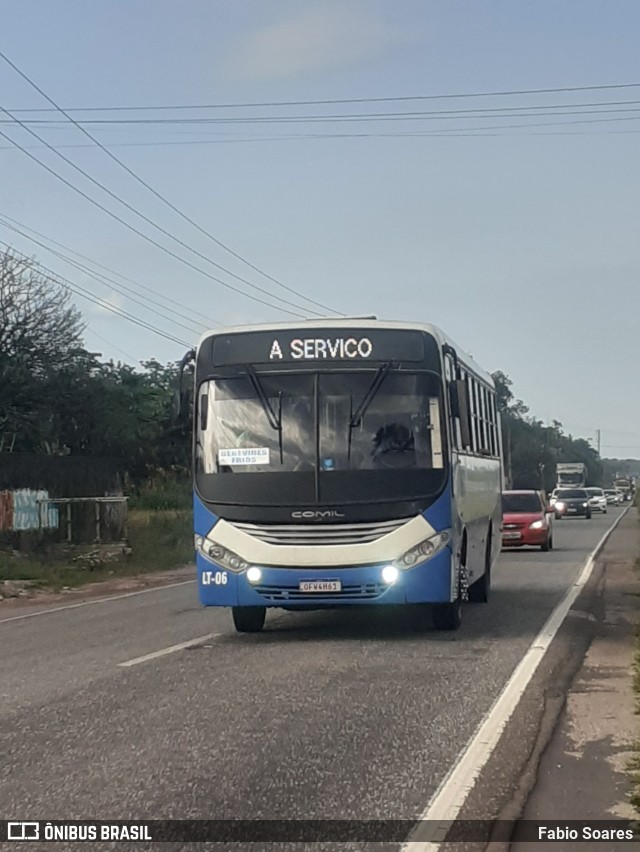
[6,81,640,111]
[0,240,192,348]
[86,326,138,364]
[0,216,205,337]
[567,425,640,438]
[8,104,640,126]
[0,213,213,328]
[0,120,309,319]
[0,50,342,318]
[3,125,640,153]
[5,110,640,154]
[0,110,315,319]
[349,113,640,135]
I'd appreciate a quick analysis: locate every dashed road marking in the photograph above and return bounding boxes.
[118,632,222,667]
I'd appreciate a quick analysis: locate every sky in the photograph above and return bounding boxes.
[1,0,639,458]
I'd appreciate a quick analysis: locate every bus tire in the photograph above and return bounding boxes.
[433,597,462,631]
[232,606,266,633]
[468,532,491,603]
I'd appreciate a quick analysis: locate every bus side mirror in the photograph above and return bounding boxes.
[172,347,196,425]
[449,379,472,450]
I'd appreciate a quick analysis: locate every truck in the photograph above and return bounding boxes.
[556,462,587,489]
[613,476,634,502]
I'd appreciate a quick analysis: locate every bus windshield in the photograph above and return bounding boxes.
[195,371,447,506]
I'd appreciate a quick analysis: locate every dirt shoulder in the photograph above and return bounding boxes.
[0,562,195,611]
[509,507,640,849]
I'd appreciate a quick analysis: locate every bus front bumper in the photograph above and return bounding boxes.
[196,549,453,607]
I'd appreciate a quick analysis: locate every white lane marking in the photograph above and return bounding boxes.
[118,632,221,667]
[0,579,196,625]
[401,506,630,850]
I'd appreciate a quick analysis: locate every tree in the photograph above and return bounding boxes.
[0,249,85,452]
[492,370,529,418]
[491,370,603,492]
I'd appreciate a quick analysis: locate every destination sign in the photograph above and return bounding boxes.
[269,337,373,361]
[210,329,426,365]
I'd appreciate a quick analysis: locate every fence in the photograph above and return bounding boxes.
[0,454,127,548]
[0,493,128,548]
[36,496,129,545]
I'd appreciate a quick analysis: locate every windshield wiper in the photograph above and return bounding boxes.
[245,367,283,463]
[348,363,391,459]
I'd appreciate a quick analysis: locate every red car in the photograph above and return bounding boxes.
[501,490,554,551]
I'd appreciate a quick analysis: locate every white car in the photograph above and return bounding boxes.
[603,489,623,505]
[585,487,607,513]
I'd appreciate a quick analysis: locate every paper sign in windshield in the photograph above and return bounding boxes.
[219,447,270,466]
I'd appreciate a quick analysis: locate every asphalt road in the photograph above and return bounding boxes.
[0,506,627,850]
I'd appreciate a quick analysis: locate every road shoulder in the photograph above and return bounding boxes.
[0,562,194,613]
[509,508,640,849]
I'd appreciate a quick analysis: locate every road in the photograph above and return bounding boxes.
[0,506,628,850]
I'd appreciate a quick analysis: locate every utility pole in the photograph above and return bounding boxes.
[505,420,512,488]
[596,429,601,456]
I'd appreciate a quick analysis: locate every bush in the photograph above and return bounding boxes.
[128,473,192,511]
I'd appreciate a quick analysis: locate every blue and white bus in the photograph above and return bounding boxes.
[182,319,503,634]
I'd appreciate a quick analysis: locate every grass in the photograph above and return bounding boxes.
[128,476,192,511]
[0,509,194,593]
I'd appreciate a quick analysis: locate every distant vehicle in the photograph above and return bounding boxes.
[554,488,592,519]
[556,462,587,489]
[501,490,554,551]
[613,477,633,502]
[603,489,623,505]
[585,487,607,513]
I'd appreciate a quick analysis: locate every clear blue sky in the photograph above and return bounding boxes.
[2,1,639,457]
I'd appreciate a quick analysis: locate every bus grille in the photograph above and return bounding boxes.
[254,583,386,601]
[228,518,410,546]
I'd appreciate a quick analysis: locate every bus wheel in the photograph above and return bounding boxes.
[468,535,491,603]
[232,606,266,633]
[432,596,462,631]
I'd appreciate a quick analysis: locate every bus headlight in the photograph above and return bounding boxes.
[195,537,250,573]
[395,530,451,570]
[246,566,263,584]
[381,565,399,585]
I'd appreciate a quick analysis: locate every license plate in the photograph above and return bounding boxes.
[299,580,342,593]
[503,532,521,540]
[568,507,577,513]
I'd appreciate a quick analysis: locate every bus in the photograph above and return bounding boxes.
[179,319,503,634]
